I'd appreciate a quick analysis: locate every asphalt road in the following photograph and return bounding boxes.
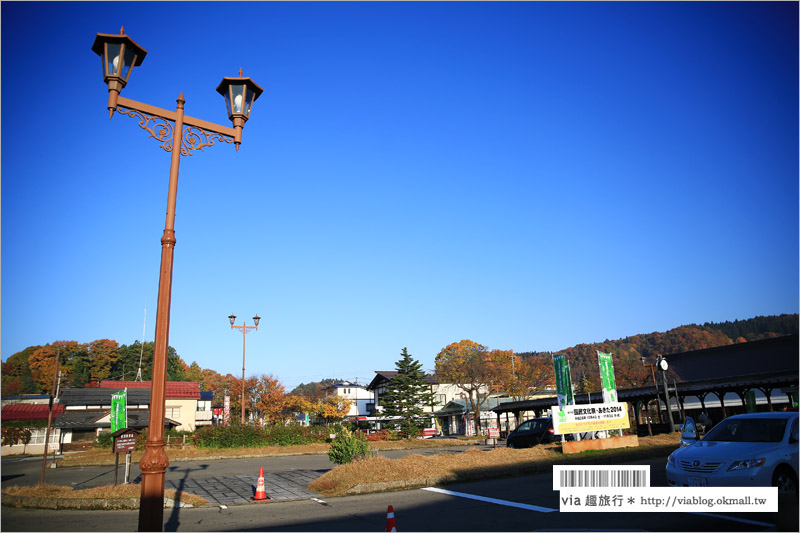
[2,450,797,532]
[1,445,478,489]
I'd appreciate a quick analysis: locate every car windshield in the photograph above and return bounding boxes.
[703,417,787,443]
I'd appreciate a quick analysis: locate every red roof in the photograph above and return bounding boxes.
[2,404,64,421]
[99,381,200,399]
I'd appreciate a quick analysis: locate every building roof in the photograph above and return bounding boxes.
[366,371,438,391]
[99,380,201,399]
[492,335,799,415]
[58,388,153,406]
[200,391,214,401]
[53,410,178,430]
[1,403,65,421]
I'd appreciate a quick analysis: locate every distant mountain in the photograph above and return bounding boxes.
[516,314,798,390]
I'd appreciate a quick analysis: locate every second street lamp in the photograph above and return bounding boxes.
[229,314,261,424]
[93,27,263,532]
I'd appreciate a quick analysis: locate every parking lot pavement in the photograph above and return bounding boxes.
[165,469,326,506]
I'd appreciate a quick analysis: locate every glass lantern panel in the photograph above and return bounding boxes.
[244,89,256,117]
[121,45,136,80]
[231,85,245,114]
[106,43,122,76]
[224,87,233,117]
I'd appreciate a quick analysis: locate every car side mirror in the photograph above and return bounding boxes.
[680,416,698,447]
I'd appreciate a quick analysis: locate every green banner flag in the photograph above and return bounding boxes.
[597,351,618,404]
[111,390,127,433]
[552,354,574,410]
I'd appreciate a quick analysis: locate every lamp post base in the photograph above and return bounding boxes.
[138,439,169,531]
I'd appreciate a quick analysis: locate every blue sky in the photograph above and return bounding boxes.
[2,2,797,391]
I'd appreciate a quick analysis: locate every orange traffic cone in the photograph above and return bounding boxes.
[251,467,270,501]
[385,505,397,532]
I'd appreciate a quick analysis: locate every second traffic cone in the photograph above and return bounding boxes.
[385,505,397,532]
[251,467,270,501]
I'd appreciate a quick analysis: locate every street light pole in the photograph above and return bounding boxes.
[92,28,262,532]
[657,356,676,433]
[228,314,260,424]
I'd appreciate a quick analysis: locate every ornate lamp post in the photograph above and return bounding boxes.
[228,314,261,424]
[92,28,263,532]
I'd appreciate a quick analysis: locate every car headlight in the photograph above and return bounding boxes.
[727,458,766,471]
[667,453,676,466]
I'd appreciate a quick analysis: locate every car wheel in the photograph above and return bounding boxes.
[773,467,798,495]
[507,441,515,449]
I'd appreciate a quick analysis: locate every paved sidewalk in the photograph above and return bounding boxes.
[165,469,326,506]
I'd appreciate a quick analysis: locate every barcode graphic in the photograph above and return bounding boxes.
[553,466,649,490]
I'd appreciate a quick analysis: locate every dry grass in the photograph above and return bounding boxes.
[2,484,208,507]
[309,433,681,497]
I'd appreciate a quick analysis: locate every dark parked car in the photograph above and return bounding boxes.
[506,417,557,448]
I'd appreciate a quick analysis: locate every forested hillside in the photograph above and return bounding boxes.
[515,314,798,391]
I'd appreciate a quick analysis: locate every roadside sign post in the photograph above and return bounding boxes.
[111,428,139,485]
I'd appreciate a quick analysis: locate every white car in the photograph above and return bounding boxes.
[666,411,798,494]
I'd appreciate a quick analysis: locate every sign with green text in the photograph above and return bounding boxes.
[110,390,127,433]
[552,354,574,411]
[597,351,618,404]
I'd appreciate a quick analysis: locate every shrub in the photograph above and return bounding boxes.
[192,422,333,449]
[327,429,370,464]
[1,427,32,447]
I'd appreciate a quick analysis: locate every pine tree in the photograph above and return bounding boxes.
[381,347,437,438]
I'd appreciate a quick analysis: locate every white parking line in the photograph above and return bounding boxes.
[422,487,557,513]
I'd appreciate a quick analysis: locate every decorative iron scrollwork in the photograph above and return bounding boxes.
[116,106,233,156]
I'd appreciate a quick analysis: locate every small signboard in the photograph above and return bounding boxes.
[551,402,630,435]
[488,427,500,438]
[112,428,139,454]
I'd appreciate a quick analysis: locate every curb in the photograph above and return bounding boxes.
[1,495,192,510]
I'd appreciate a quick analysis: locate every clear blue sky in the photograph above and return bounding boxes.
[2,2,797,391]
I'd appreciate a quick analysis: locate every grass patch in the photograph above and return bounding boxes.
[2,484,208,507]
[309,433,680,497]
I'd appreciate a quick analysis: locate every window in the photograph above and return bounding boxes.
[165,406,181,419]
[28,429,61,445]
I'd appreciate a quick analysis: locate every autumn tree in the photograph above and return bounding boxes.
[435,340,506,432]
[249,374,286,424]
[1,347,39,395]
[315,395,352,422]
[500,355,552,400]
[87,339,120,382]
[280,394,315,424]
[381,347,437,437]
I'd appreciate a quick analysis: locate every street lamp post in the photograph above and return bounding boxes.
[641,355,675,433]
[92,27,262,532]
[228,314,261,424]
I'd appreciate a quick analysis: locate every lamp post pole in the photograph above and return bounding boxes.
[228,314,260,424]
[657,356,675,433]
[92,27,262,532]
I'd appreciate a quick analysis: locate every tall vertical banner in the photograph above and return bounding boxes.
[552,354,575,410]
[110,389,127,432]
[597,351,618,404]
[223,395,231,426]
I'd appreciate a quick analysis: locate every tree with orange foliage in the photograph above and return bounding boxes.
[249,374,286,424]
[87,339,120,382]
[435,340,507,432]
[315,395,352,422]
